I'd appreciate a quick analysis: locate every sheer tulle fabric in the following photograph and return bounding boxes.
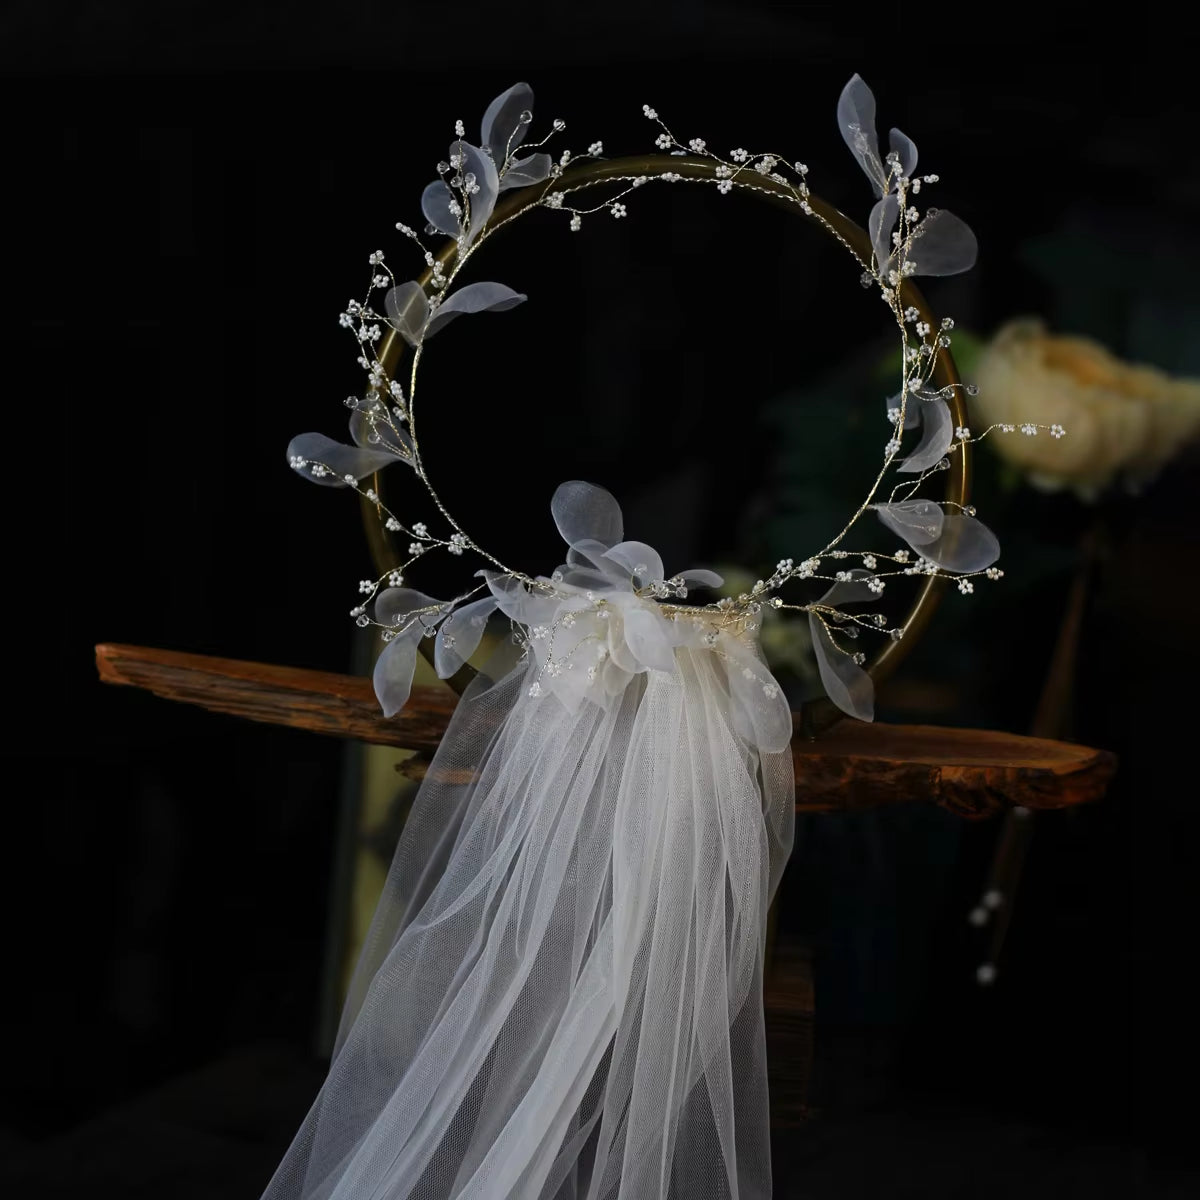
[262,639,793,1200]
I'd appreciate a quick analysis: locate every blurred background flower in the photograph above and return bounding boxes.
[971,318,1200,499]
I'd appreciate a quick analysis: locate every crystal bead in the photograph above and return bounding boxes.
[355,614,370,628]
[437,160,450,173]
[965,384,980,396]
[519,110,533,124]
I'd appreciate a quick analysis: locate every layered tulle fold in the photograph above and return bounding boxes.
[262,635,793,1200]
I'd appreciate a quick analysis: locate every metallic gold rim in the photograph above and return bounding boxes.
[362,157,969,734]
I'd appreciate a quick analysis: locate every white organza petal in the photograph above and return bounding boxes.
[889,126,918,179]
[869,193,900,272]
[809,615,875,721]
[899,396,954,474]
[551,480,624,548]
[373,587,448,631]
[907,208,978,276]
[922,514,1001,573]
[371,628,421,718]
[420,180,461,238]
[558,564,624,592]
[480,81,533,161]
[605,602,641,674]
[819,568,877,608]
[876,498,945,547]
[480,571,560,627]
[676,567,724,589]
[424,282,527,338]
[837,72,886,195]
[385,281,431,346]
[722,637,793,753]
[565,538,615,572]
[499,152,553,190]
[602,540,665,586]
[435,596,497,679]
[286,432,406,486]
[457,143,500,248]
[886,389,921,431]
[622,603,676,673]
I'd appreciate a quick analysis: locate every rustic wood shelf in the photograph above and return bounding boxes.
[96,642,1115,819]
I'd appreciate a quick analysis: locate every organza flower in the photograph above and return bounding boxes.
[838,75,977,280]
[485,481,724,685]
[421,83,554,249]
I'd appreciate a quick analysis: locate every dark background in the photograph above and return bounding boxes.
[5,4,1199,1197]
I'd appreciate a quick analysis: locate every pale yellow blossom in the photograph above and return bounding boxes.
[971,319,1200,499]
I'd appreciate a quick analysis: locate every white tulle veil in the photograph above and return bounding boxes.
[263,483,795,1200]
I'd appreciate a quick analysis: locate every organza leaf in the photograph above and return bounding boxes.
[373,587,448,632]
[480,81,534,163]
[906,209,978,276]
[899,396,953,474]
[479,571,560,627]
[500,153,553,191]
[888,127,918,180]
[837,73,886,196]
[457,143,500,249]
[385,281,430,346]
[677,568,724,590]
[602,541,665,587]
[434,596,497,678]
[876,498,945,547]
[424,282,527,338]
[349,409,413,459]
[372,628,421,718]
[809,615,875,721]
[420,180,461,237]
[623,604,676,673]
[869,194,899,272]
[286,432,405,487]
[885,389,920,431]
[922,514,1001,573]
[551,481,624,548]
[566,538,614,570]
[819,568,877,608]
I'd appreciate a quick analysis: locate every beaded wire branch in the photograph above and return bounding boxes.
[287,75,1065,730]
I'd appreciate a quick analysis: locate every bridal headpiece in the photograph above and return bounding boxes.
[266,76,1066,1200]
[287,75,1061,727]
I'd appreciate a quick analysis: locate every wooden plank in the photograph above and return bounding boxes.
[95,643,1115,817]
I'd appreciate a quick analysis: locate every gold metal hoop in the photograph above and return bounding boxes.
[362,157,970,734]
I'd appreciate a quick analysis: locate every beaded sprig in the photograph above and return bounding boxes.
[287,75,1064,723]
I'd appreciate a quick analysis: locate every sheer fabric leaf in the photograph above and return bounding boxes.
[551,480,624,548]
[286,432,406,486]
[480,81,534,162]
[425,282,527,338]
